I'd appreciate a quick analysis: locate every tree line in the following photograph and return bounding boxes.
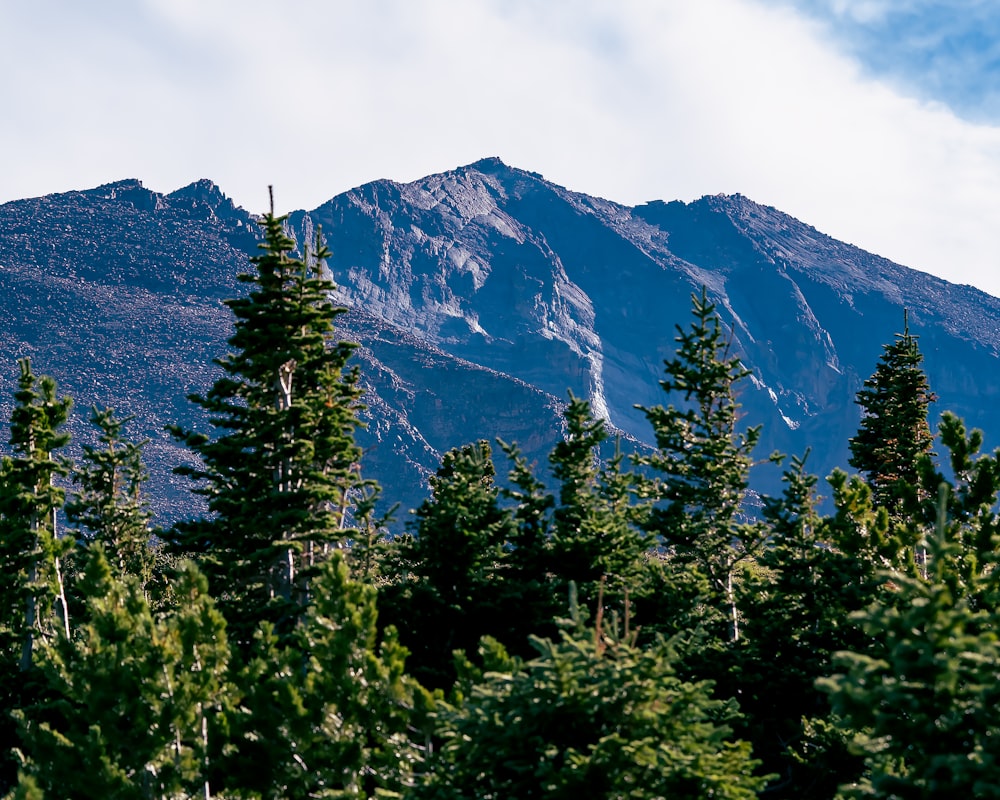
[0,199,995,799]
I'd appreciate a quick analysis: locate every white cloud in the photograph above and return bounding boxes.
[2,0,1000,295]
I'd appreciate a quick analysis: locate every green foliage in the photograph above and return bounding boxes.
[496,438,558,636]
[548,394,649,614]
[170,200,375,640]
[419,617,769,799]
[915,412,1000,574]
[15,545,230,799]
[849,315,936,521]
[0,359,73,673]
[220,553,423,798]
[821,417,1000,798]
[821,490,1000,798]
[404,441,511,612]
[634,288,764,643]
[380,441,516,689]
[5,242,1000,800]
[65,407,157,600]
[0,361,73,792]
[7,773,42,800]
[380,396,652,692]
[739,456,870,796]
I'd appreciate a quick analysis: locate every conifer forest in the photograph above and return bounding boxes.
[3,203,998,799]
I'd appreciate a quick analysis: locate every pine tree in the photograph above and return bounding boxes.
[379,441,515,688]
[14,545,230,799]
[849,312,936,521]
[219,554,423,798]
[739,456,871,797]
[816,415,1000,798]
[170,191,373,640]
[0,361,72,794]
[65,407,157,600]
[419,610,770,799]
[548,393,648,615]
[0,359,74,673]
[634,288,764,643]
[821,483,1000,798]
[494,438,561,649]
[914,411,1000,569]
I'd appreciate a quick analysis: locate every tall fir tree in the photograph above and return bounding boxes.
[548,393,648,616]
[0,361,73,794]
[849,312,936,522]
[0,360,74,673]
[634,288,765,643]
[170,191,374,640]
[821,477,1000,799]
[739,456,872,797]
[379,441,515,689]
[495,438,561,649]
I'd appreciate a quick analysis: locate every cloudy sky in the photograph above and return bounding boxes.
[2,1,999,295]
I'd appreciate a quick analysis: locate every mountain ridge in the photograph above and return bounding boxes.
[1,158,998,522]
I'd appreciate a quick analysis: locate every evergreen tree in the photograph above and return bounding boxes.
[818,416,1000,798]
[14,545,230,799]
[914,411,1000,571]
[496,438,557,639]
[548,393,648,615]
[170,192,373,640]
[379,441,515,689]
[849,312,936,522]
[419,608,769,799]
[65,407,157,600]
[0,359,74,673]
[219,553,423,798]
[0,361,72,793]
[634,288,764,643]
[821,483,1000,798]
[739,457,871,797]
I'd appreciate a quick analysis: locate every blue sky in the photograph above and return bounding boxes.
[767,0,1000,121]
[2,0,999,296]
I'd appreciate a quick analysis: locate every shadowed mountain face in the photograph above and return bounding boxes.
[1,160,999,523]
[293,158,1000,501]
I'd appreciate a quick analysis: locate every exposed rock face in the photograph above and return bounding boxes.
[299,158,1000,501]
[1,161,999,524]
[0,175,567,522]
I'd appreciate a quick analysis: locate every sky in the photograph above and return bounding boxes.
[2,0,999,295]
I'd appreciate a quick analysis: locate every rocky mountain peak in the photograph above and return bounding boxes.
[168,179,249,226]
[467,155,509,171]
[80,179,165,212]
[4,161,1000,522]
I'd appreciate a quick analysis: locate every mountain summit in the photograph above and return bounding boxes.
[1,159,999,519]
[291,158,1000,501]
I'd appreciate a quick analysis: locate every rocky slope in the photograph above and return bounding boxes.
[295,157,1000,501]
[1,160,999,524]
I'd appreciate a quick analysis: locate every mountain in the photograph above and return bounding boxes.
[1,160,999,524]
[292,157,1000,500]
